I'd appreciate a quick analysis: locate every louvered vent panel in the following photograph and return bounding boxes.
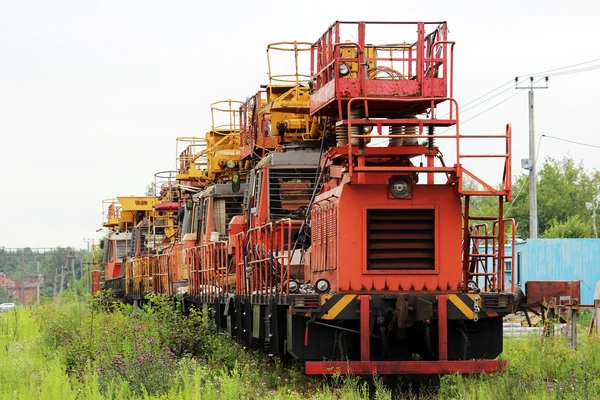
[367,209,435,270]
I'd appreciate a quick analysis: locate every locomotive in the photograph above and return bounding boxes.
[96,21,516,376]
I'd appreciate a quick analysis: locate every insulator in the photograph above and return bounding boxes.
[388,125,404,147]
[336,108,363,146]
[335,124,349,146]
[388,115,419,146]
[428,125,435,150]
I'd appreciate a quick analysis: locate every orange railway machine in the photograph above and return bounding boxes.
[285,21,517,375]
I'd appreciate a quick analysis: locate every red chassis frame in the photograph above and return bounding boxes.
[304,295,506,375]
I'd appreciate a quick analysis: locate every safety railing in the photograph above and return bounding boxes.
[463,218,516,293]
[176,137,208,179]
[341,97,512,199]
[154,251,173,296]
[267,41,312,85]
[130,256,153,298]
[188,241,229,299]
[310,21,451,115]
[236,219,293,302]
[310,199,338,272]
[239,93,263,157]
[154,170,179,199]
[102,198,121,227]
[211,100,243,134]
[266,41,312,100]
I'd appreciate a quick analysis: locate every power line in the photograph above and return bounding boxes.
[461,79,514,109]
[461,84,515,114]
[545,65,600,78]
[440,78,546,133]
[504,134,544,217]
[453,57,600,121]
[504,133,600,216]
[541,134,600,150]
[519,58,600,79]
[460,88,527,125]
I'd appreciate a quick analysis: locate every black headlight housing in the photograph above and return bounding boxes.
[389,175,412,199]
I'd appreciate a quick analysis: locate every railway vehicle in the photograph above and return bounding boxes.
[97,21,517,376]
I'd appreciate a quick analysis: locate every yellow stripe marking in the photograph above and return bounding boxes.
[320,294,334,306]
[448,295,474,320]
[468,294,500,318]
[322,294,357,320]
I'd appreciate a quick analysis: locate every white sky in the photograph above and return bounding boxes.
[1,0,599,249]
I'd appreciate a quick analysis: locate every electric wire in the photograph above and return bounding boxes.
[503,130,600,218]
[461,84,515,114]
[440,77,546,133]
[518,58,600,79]
[447,58,600,123]
[504,135,544,217]
[540,134,600,150]
[460,79,515,109]
[544,65,600,78]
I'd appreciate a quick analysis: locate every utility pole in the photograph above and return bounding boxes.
[71,255,77,299]
[21,250,25,304]
[53,265,58,299]
[36,261,40,304]
[586,188,599,238]
[59,258,67,297]
[0,247,74,304]
[593,203,598,239]
[516,76,549,239]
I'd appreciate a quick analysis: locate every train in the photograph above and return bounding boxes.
[95,21,517,376]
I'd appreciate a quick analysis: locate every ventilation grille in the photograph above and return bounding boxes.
[367,209,435,270]
[269,169,321,220]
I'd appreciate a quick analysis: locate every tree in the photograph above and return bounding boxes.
[541,215,592,238]
[463,176,504,221]
[506,156,600,238]
[145,181,155,196]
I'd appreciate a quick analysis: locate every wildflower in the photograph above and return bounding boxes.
[100,344,105,350]
[250,363,256,367]
[261,382,266,385]
[284,378,288,382]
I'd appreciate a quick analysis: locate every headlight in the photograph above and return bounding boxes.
[339,62,350,77]
[226,159,237,169]
[315,279,330,294]
[389,176,412,199]
[363,125,373,134]
[288,279,299,294]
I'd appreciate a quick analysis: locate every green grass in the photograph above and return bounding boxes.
[2,296,600,399]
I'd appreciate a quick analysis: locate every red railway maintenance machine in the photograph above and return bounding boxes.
[289,21,516,375]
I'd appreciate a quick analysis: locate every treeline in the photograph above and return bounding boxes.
[469,155,600,238]
[0,246,97,301]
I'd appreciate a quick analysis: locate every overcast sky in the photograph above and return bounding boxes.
[1,0,599,249]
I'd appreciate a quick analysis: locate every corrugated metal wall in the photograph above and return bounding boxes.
[516,239,600,305]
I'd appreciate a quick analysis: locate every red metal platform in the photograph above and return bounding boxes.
[305,360,506,375]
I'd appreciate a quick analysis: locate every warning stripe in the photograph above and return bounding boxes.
[321,294,357,320]
[449,295,474,320]
[467,294,500,317]
[449,294,501,319]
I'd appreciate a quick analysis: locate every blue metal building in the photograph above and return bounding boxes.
[514,239,600,305]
